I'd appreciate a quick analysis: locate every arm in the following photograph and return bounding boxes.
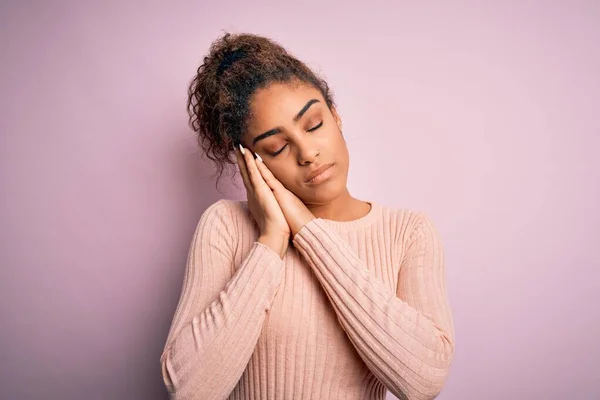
[291,211,455,400]
[160,200,285,400]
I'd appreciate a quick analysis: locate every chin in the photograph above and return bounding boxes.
[297,175,347,204]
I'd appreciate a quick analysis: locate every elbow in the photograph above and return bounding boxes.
[438,331,455,370]
[421,335,455,399]
[397,370,451,400]
[388,361,453,400]
[389,376,448,400]
[160,350,224,400]
[407,335,455,400]
[160,351,178,397]
[383,330,455,400]
[423,372,450,400]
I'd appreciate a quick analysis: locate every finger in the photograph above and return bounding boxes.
[234,144,251,191]
[254,154,285,192]
[243,145,269,190]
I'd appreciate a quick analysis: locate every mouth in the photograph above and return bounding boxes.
[305,163,335,185]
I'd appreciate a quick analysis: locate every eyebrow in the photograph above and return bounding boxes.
[252,99,321,146]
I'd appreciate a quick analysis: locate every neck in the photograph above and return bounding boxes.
[304,189,370,222]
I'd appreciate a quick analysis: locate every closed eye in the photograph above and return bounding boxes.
[269,144,288,157]
[269,121,323,157]
[308,121,323,132]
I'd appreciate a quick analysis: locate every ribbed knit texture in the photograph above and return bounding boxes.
[160,199,454,400]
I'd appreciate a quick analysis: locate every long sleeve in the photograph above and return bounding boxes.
[160,200,285,400]
[291,212,455,400]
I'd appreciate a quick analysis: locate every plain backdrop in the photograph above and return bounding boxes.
[1,1,599,399]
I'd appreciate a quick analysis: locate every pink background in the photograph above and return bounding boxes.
[1,1,598,399]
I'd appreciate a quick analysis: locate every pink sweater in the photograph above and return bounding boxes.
[160,199,455,399]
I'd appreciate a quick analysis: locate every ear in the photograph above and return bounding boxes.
[331,107,342,132]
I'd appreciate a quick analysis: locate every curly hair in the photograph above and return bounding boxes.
[187,32,336,187]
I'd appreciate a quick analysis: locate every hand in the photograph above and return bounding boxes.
[235,144,289,258]
[252,152,315,237]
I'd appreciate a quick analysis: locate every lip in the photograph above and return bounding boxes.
[305,163,335,184]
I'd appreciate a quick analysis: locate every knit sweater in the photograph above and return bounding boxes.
[160,199,455,400]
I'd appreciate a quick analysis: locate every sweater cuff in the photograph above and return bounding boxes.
[247,241,286,300]
[292,218,336,252]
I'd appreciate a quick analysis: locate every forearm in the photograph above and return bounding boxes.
[293,219,454,400]
[307,257,453,399]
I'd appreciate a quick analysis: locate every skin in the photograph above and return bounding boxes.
[235,80,372,252]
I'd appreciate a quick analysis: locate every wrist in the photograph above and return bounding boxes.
[291,216,315,237]
[258,235,287,259]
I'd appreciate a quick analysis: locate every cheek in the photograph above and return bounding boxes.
[269,163,296,186]
[330,134,349,161]
[324,125,345,148]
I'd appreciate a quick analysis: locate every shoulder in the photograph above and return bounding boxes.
[201,198,236,217]
[376,201,433,228]
[198,198,257,231]
[375,202,439,244]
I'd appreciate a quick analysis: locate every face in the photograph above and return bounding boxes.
[243,80,349,205]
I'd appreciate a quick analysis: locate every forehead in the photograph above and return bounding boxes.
[248,81,323,127]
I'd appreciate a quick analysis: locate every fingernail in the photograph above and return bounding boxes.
[239,144,246,155]
[255,152,263,162]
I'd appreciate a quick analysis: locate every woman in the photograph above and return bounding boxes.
[160,32,455,400]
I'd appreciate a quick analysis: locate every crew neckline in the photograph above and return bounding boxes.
[318,200,380,230]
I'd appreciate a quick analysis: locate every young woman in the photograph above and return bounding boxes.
[160,32,455,400]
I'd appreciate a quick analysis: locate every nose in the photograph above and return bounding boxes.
[297,141,320,165]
